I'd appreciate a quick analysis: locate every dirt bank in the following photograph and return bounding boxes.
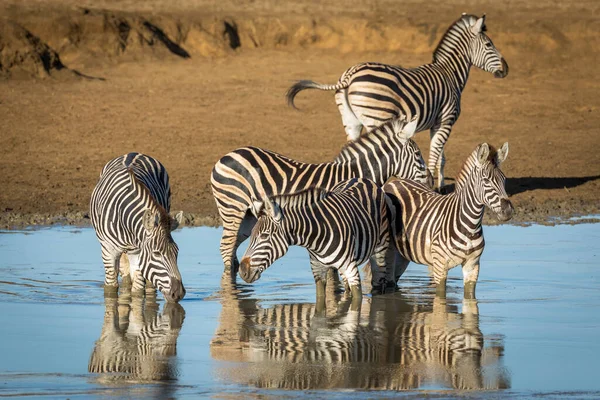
[0,0,599,229]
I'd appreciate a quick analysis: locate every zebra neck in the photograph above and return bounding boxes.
[337,137,397,186]
[432,55,471,91]
[432,28,472,90]
[281,206,320,249]
[454,178,486,234]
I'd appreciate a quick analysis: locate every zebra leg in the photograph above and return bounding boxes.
[309,254,329,304]
[131,271,146,297]
[119,253,132,288]
[335,89,363,141]
[309,256,328,312]
[341,265,362,309]
[369,251,388,295]
[432,263,449,298]
[100,245,120,295]
[219,213,246,278]
[126,252,146,297]
[462,258,481,299]
[384,245,410,289]
[429,123,453,191]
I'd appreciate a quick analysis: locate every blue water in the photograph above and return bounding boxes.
[0,223,599,398]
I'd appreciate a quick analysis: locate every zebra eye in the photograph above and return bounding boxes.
[259,231,271,239]
[485,42,493,48]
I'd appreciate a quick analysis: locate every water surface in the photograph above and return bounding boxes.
[0,223,599,398]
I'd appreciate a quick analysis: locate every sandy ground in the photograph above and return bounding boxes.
[0,0,599,229]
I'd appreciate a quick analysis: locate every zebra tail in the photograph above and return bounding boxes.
[286,80,347,109]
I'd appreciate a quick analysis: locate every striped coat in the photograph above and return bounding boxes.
[287,14,508,189]
[211,117,430,278]
[383,142,513,298]
[239,178,393,302]
[90,152,185,302]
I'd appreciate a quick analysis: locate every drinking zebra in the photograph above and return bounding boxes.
[286,14,509,190]
[238,178,392,303]
[382,142,513,298]
[90,152,186,302]
[211,117,431,278]
[210,285,509,390]
[88,295,185,385]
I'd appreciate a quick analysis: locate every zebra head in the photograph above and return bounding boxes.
[139,208,186,302]
[474,142,513,221]
[389,117,433,188]
[467,14,509,78]
[239,198,288,284]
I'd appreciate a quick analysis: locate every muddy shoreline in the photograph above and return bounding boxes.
[1,0,599,231]
[2,197,599,231]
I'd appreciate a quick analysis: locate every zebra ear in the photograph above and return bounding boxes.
[476,143,490,166]
[143,209,159,232]
[170,211,184,231]
[497,142,509,164]
[471,15,485,34]
[250,198,265,217]
[397,116,418,140]
[264,198,283,223]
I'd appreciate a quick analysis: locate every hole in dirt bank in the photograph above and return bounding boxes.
[223,20,241,50]
[143,21,190,58]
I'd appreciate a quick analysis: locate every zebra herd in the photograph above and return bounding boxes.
[90,13,513,304]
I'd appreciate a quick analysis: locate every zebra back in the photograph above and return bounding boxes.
[90,152,174,244]
[211,117,427,221]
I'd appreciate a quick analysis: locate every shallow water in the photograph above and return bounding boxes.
[0,223,599,399]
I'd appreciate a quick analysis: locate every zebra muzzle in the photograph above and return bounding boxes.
[494,58,509,79]
[497,198,514,221]
[239,257,261,283]
[165,277,186,303]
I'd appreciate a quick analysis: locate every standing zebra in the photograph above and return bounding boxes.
[211,117,431,278]
[239,178,392,303]
[90,152,186,302]
[287,14,509,190]
[383,142,513,298]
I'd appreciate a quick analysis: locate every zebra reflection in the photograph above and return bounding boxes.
[88,294,185,384]
[211,285,509,391]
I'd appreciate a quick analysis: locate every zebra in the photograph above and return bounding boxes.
[382,142,513,299]
[88,294,185,385]
[238,178,393,303]
[210,284,509,390]
[90,152,186,302]
[286,14,509,190]
[211,116,431,279]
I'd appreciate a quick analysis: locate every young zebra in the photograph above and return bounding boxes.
[90,152,186,302]
[287,14,508,190]
[238,178,392,304]
[383,142,513,299]
[211,117,431,278]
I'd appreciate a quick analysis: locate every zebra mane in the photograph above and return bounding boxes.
[334,118,407,162]
[433,14,483,63]
[269,186,330,210]
[126,168,171,227]
[454,143,498,189]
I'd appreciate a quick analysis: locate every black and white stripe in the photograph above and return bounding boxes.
[287,14,508,189]
[88,296,185,383]
[90,152,185,302]
[238,178,392,299]
[383,142,513,298]
[211,117,431,277]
